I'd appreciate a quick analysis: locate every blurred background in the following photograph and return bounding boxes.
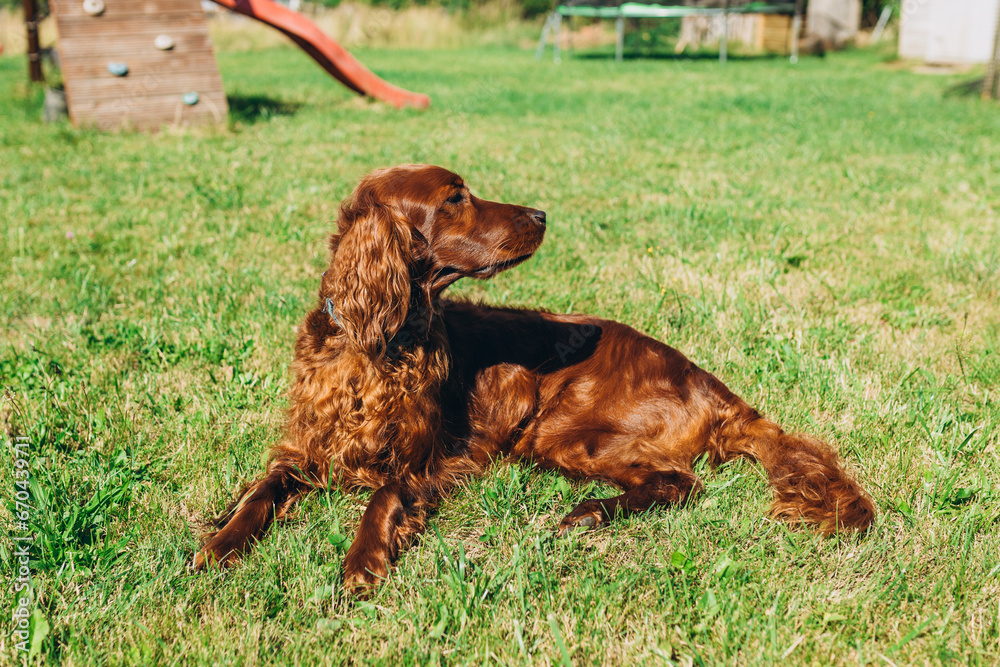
[2,1,999,665]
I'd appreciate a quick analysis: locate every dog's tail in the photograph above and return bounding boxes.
[193,461,308,569]
[716,407,874,533]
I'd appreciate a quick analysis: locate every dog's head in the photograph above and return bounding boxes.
[322,164,546,356]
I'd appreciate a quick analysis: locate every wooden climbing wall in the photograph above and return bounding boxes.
[50,0,228,130]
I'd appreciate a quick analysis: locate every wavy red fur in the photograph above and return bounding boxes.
[194,164,874,591]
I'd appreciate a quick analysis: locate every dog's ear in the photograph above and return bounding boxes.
[325,185,412,358]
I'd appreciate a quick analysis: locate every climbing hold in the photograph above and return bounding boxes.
[82,0,104,15]
[107,62,128,77]
[154,35,174,50]
[182,92,199,106]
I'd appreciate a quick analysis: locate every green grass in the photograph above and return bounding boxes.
[2,41,999,665]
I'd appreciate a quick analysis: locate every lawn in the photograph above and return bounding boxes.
[2,40,999,665]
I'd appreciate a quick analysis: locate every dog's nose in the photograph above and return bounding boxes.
[530,209,546,227]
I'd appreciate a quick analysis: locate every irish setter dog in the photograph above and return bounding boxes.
[194,164,874,592]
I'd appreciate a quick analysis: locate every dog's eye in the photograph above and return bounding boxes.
[446,192,464,204]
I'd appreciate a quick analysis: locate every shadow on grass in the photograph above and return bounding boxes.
[228,94,302,125]
[944,78,985,98]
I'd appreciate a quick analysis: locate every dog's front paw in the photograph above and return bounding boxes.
[192,536,240,571]
[557,500,607,537]
[191,549,215,571]
[342,550,388,597]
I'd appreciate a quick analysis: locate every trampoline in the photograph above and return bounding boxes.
[536,0,803,63]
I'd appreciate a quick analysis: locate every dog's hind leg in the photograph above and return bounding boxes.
[557,469,702,536]
[193,459,309,569]
[715,407,875,533]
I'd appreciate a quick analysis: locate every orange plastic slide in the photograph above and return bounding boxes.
[209,0,430,109]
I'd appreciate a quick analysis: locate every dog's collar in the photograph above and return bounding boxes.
[323,297,342,326]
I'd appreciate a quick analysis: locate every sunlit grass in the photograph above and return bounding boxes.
[1,41,999,665]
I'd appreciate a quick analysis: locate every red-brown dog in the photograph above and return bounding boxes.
[195,164,874,592]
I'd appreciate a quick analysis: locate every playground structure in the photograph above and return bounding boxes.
[40,0,429,131]
[536,0,864,63]
[537,1,803,64]
[210,0,429,109]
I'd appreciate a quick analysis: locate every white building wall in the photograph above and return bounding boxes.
[899,0,1000,64]
[898,0,932,60]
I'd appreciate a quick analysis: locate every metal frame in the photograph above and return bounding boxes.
[536,1,802,65]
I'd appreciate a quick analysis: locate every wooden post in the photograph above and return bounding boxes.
[24,0,44,82]
[984,4,1000,100]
